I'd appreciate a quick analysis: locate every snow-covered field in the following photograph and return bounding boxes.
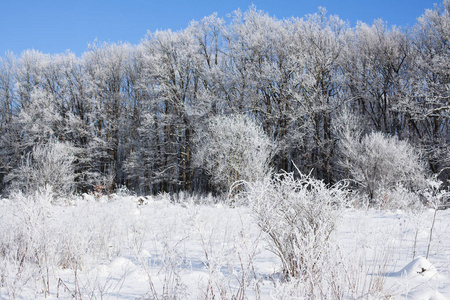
[1,192,449,299]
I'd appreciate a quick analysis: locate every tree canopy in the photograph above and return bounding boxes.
[0,3,449,195]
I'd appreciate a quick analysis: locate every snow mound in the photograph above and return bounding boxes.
[398,256,438,279]
[109,257,136,271]
[386,257,447,299]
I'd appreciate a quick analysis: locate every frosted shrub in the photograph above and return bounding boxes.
[194,114,272,194]
[247,171,348,281]
[340,131,426,204]
[6,140,76,197]
[0,188,57,297]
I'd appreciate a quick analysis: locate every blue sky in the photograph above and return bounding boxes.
[0,0,439,57]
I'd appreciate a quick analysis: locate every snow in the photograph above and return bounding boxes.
[1,194,449,299]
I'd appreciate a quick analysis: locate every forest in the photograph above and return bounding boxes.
[0,2,448,198]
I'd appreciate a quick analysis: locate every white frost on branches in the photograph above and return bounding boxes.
[247,170,348,280]
[6,140,76,196]
[340,130,426,201]
[194,114,272,193]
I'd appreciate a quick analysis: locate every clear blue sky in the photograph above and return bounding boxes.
[0,0,439,57]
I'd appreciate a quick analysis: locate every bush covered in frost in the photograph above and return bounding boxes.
[194,114,272,194]
[246,170,348,280]
[5,140,76,197]
[339,131,426,204]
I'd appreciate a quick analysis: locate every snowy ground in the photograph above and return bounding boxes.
[0,192,449,299]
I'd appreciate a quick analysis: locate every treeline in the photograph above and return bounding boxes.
[0,3,449,195]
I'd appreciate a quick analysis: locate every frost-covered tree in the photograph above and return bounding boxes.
[15,88,65,148]
[344,20,412,134]
[139,29,199,193]
[287,8,351,183]
[6,140,76,196]
[408,0,450,178]
[0,53,17,191]
[340,131,426,201]
[124,111,162,195]
[194,114,272,194]
[82,42,132,188]
[224,7,297,173]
